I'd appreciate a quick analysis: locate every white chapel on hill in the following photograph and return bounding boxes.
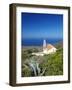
[32,39,57,56]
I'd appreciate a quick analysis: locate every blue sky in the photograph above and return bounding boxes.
[21,13,63,40]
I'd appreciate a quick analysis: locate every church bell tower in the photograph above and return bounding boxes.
[43,39,47,52]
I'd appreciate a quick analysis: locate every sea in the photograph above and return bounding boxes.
[22,38,62,46]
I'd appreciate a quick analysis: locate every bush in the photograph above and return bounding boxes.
[22,65,32,77]
[39,49,63,76]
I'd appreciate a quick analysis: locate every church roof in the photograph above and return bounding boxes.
[47,44,56,50]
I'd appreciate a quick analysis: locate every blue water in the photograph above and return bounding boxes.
[22,38,62,46]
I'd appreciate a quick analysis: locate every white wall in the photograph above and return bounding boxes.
[0,0,72,90]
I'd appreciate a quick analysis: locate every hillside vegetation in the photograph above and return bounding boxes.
[22,42,63,77]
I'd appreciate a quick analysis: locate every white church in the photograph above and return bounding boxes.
[32,39,57,56]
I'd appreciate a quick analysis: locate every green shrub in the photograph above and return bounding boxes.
[22,66,32,77]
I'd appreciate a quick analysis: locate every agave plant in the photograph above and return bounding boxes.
[27,57,46,76]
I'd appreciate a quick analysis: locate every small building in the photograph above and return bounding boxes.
[32,39,57,56]
[43,44,57,54]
